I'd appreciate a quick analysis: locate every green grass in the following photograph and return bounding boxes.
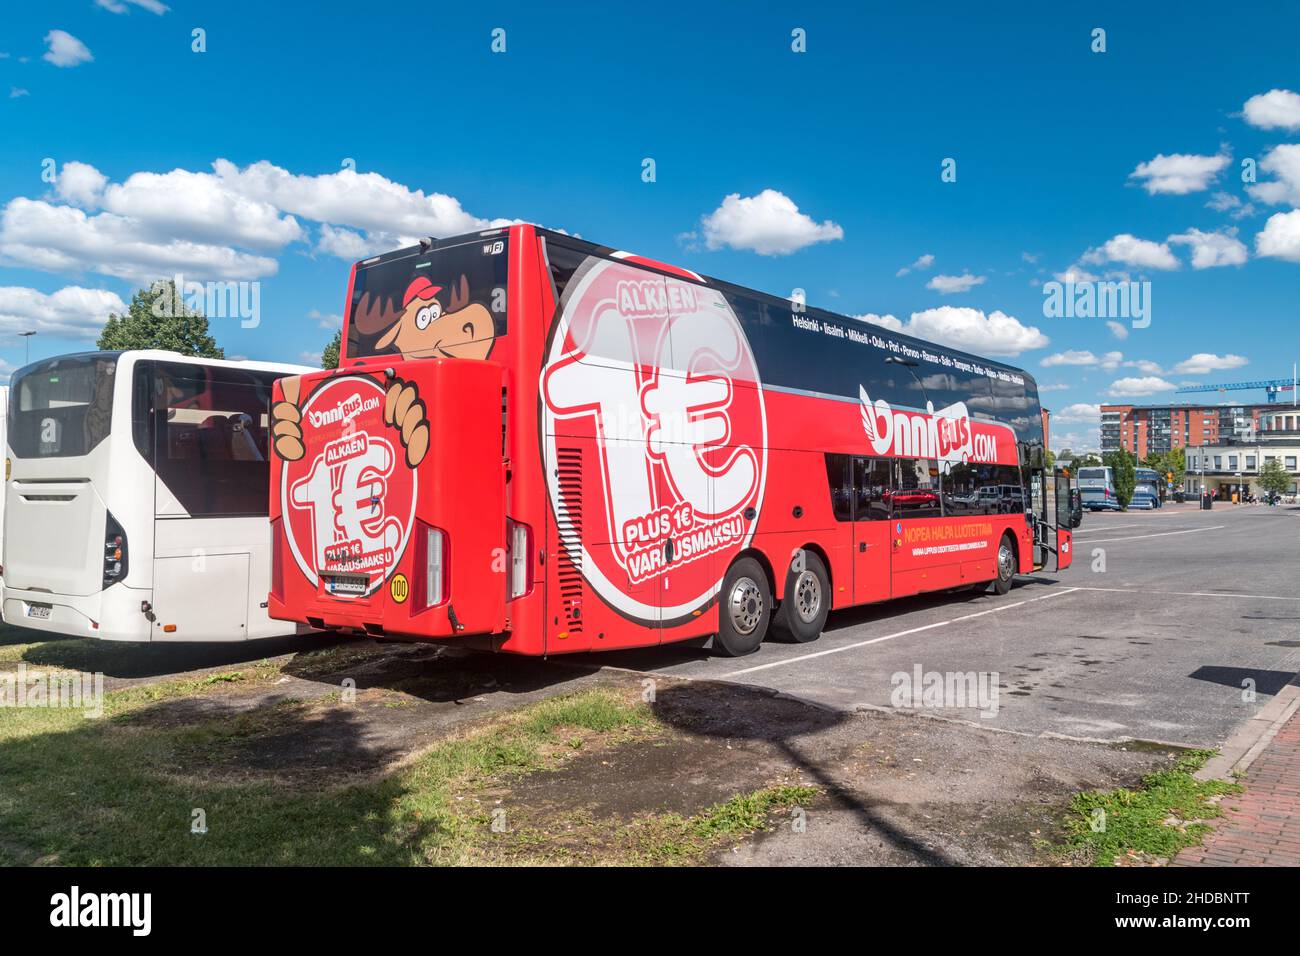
[0,678,651,866]
[1063,749,1241,865]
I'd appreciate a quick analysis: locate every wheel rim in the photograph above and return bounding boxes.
[792,570,821,623]
[728,577,764,635]
[998,542,1015,580]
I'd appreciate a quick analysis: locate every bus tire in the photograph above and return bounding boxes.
[715,557,773,657]
[987,533,1016,596]
[772,552,830,643]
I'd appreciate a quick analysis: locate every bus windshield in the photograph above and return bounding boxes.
[345,235,509,362]
[8,353,119,459]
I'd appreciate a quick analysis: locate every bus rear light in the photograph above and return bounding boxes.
[103,511,129,587]
[507,519,533,600]
[424,526,447,608]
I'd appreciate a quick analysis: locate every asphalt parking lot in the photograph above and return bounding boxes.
[600,503,1300,748]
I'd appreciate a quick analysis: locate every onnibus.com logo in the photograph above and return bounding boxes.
[0,663,104,718]
[151,272,261,328]
[50,886,151,936]
[1041,279,1151,328]
[890,665,1000,718]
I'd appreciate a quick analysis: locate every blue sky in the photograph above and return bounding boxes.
[2,0,1299,449]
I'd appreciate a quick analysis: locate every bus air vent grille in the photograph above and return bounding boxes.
[555,447,584,634]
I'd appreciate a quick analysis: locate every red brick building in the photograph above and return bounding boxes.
[1099,402,1277,458]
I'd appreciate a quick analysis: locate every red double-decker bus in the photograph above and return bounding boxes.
[268,225,1072,656]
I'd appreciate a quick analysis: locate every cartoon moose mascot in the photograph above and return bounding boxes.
[270,275,494,468]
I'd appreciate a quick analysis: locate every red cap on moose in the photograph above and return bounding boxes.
[402,277,442,307]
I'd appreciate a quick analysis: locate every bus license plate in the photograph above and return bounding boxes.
[323,574,368,596]
[26,604,52,620]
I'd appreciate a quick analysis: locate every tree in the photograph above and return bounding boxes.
[1145,448,1185,491]
[1258,457,1293,498]
[97,279,224,357]
[1044,448,1057,469]
[321,329,341,369]
[1105,448,1137,509]
[1075,452,1104,468]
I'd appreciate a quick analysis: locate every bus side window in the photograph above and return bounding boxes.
[824,453,852,522]
[943,462,979,516]
[854,457,892,520]
[894,458,941,519]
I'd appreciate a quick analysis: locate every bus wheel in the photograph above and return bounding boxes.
[988,533,1016,596]
[772,552,830,643]
[715,557,772,657]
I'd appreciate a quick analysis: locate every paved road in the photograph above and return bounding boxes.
[595,504,1300,747]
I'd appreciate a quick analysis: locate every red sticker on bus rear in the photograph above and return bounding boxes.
[278,375,417,596]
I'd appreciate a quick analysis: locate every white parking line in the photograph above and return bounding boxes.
[1070,585,1300,602]
[723,587,1081,677]
[1079,526,1224,545]
[1072,523,1166,535]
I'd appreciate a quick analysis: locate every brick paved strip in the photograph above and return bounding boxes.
[1177,704,1300,868]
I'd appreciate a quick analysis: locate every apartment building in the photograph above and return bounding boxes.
[1099,402,1277,457]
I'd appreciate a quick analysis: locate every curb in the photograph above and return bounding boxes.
[1196,683,1300,782]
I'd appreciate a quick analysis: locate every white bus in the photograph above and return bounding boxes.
[3,350,315,642]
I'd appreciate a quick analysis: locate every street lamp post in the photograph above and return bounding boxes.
[18,331,36,365]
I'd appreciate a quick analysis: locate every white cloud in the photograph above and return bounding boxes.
[1166,228,1248,269]
[0,285,126,338]
[1105,320,1129,340]
[1242,88,1300,131]
[43,30,93,68]
[1081,233,1180,271]
[855,312,903,332]
[1053,265,1101,284]
[1041,350,1147,372]
[1053,403,1102,424]
[0,197,278,284]
[894,306,1047,357]
[1206,192,1255,220]
[1247,144,1300,207]
[55,161,108,208]
[1038,382,1070,392]
[1129,152,1229,195]
[925,273,985,294]
[895,252,934,277]
[1106,376,1177,397]
[1256,209,1300,263]
[1041,350,1103,367]
[2,158,514,282]
[9,87,28,99]
[699,189,843,256]
[212,160,503,246]
[308,308,342,329]
[1125,359,1164,375]
[100,167,304,251]
[1172,353,1248,375]
[96,0,170,13]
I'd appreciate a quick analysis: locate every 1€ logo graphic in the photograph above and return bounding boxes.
[541,257,767,624]
[281,377,417,596]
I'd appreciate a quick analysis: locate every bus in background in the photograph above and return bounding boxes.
[267,225,1073,658]
[1077,466,1119,512]
[1132,467,1162,509]
[3,351,315,642]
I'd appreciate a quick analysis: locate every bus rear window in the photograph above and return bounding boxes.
[345,236,508,362]
[8,354,118,458]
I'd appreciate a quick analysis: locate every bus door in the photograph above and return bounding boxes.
[850,457,892,605]
[1032,467,1074,572]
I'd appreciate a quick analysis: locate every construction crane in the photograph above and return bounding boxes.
[1176,371,1298,404]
